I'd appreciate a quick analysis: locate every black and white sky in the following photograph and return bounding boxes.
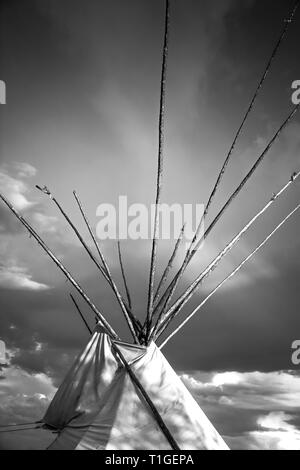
[0,0,300,450]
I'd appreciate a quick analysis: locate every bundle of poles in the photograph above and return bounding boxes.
[0,0,300,352]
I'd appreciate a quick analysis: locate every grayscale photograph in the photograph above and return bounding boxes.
[0,0,300,454]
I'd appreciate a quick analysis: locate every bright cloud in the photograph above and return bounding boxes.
[248,430,300,450]
[212,371,242,387]
[0,169,35,211]
[257,411,295,432]
[249,411,300,450]
[0,264,49,291]
[181,370,300,450]
[183,370,300,410]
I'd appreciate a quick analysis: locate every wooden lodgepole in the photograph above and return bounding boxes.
[0,191,119,340]
[151,0,300,320]
[35,185,140,343]
[70,294,93,335]
[73,190,141,342]
[146,0,170,339]
[152,105,299,325]
[159,202,300,348]
[150,171,300,341]
[117,240,133,312]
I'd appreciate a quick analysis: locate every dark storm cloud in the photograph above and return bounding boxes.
[163,261,300,372]
[204,0,300,113]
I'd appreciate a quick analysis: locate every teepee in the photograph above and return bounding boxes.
[44,325,228,450]
[0,0,299,451]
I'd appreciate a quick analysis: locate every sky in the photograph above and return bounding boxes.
[0,0,300,450]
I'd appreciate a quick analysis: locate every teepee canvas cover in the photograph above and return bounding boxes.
[44,325,228,450]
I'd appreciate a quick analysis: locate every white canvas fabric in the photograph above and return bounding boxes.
[44,325,228,450]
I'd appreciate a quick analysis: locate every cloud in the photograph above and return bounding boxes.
[0,163,59,236]
[10,346,78,386]
[12,162,37,179]
[258,411,295,431]
[181,370,300,450]
[0,343,78,448]
[0,355,56,449]
[0,163,85,298]
[0,169,35,211]
[1,363,300,449]
[0,264,50,291]
[0,346,55,401]
[228,428,300,451]
[0,163,38,235]
[0,346,56,420]
[0,163,88,246]
[242,411,300,450]
[183,370,300,410]
[32,212,58,234]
